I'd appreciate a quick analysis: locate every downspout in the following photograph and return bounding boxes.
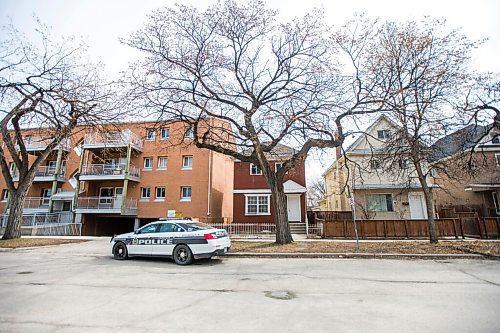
[48,147,64,213]
[207,149,213,216]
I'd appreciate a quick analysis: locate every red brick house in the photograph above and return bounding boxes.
[232,144,307,224]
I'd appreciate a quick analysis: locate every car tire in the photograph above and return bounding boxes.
[173,244,194,265]
[113,242,128,260]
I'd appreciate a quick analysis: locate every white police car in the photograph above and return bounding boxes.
[110,220,231,265]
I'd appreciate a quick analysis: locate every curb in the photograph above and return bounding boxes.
[225,252,488,260]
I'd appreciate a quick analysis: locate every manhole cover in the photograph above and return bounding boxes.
[17,271,33,275]
[264,290,296,300]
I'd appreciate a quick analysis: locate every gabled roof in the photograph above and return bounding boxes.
[344,114,401,153]
[429,124,490,162]
[241,143,296,160]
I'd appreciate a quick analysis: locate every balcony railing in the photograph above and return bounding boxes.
[83,129,143,151]
[23,197,50,210]
[23,137,70,152]
[76,196,138,214]
[80,164,140,179]
[11,166,65,182]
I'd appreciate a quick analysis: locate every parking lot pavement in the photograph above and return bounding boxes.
[0,239,499,333]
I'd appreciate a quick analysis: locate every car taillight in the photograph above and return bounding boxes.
[204,233,217,240]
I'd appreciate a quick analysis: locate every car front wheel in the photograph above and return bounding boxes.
[113,242,128,260]
[173,244,194,265]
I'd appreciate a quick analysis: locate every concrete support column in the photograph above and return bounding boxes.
[48,147,64,213]
[72,144,86,224]
[134,218,140,231]
[121,144,132,215]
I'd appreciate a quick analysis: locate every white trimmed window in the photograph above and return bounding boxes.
[366,194,394,212]
[495,154,500,167]
[143,157,153,170]
[182,156,193,170]
[184,127,194,139]
[181,186,192,201]
[245,194,270,215]
[399,159,409,169]
[160,127,170,140]
[141,187,151,200]
[492,135,500,144]
[377,129,391,139]
[146,128,155,141]
[250,163,262,175]
[1,189,9,202]
[155,187,166,200]
[275,162,283,173]
[158,157,168,170]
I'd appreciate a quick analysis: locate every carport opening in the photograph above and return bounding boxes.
[82,216,135,236]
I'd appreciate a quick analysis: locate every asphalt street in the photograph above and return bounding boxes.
[0,239,499,333]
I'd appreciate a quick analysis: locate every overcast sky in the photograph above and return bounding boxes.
[1,0,499,179]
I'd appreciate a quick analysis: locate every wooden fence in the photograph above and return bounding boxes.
[307,211,353,224]
[321,217,500,239]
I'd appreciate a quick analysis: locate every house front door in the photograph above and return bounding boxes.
[114,187,123,209]
[409,192,427,219]
[286,194,301,222]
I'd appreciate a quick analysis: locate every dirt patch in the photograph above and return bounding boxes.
[231,241,500,256]
[0,238,88,248]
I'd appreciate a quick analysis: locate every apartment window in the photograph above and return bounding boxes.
[160,127,170,140]
[399,159,410,169]
[143,157,153,170]
[41,188,52,206]
[146,128,155,141]
[245,195,270,215]
[9,162,16,174]
[1,189,8,202]
[377,130,391,140]
[495,154,500,167]
[155,187,166,201]
[140,187,151,200]
[492,135,500,144]
[275,162,283,173]
[370,159,382,170]
[184,126,194,139]
[180,186,192,201]
[366,194,394,212]
[250,163,262,175]
[182,156,193,170]
[158,157,168,170]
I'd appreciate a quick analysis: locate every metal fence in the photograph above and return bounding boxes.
[0,212,81,236]
[306,223,323,238]
[209,223,276,239]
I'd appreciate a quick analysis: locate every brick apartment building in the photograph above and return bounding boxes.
[232,144,307,224]
[0,120,234,235]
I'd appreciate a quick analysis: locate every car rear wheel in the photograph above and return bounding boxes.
[173,244,193,265]
[113,242,128,260]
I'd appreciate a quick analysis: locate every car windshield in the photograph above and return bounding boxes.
[176,222,212,232]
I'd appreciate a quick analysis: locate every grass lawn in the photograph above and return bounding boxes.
[0,238,88,248]
[231,240,500,256]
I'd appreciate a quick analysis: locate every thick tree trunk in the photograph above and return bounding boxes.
[414,163,438,243]
[2,190,27,240]
[270,182,293,245]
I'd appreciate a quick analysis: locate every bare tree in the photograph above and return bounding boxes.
[0,21,120,239]
[307,177,326,207]
[124,1,387,244]
[368,19,480,243]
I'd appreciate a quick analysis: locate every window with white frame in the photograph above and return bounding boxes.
[495,154,500,167]
[141,187,151,200]
[184,126,194,139]
[366,194,394,212]
[41,188,52,205]
[146,128,155,141]
[245,195,270,215]
[370,159,382,170]
[399,159,410,169]
[182,156,193,170]
[143,157,153,170]
[492,135,499,144]
[160,127,170,140]
[1,189,8,202]
[155,187,166,200]
[158,157,168,170]
[250,163,262,175]
[275,162,283,173]
[180,186,192,201]
[377,129,391,139]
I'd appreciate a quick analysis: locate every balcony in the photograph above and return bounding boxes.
[12,166,65,183]
[83,129,143,152]
[75,197,138,215]
[23,137,70,155]
[79,164,140,182]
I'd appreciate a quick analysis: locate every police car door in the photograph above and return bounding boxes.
[151,223,176,256]
[128,224,158,255]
